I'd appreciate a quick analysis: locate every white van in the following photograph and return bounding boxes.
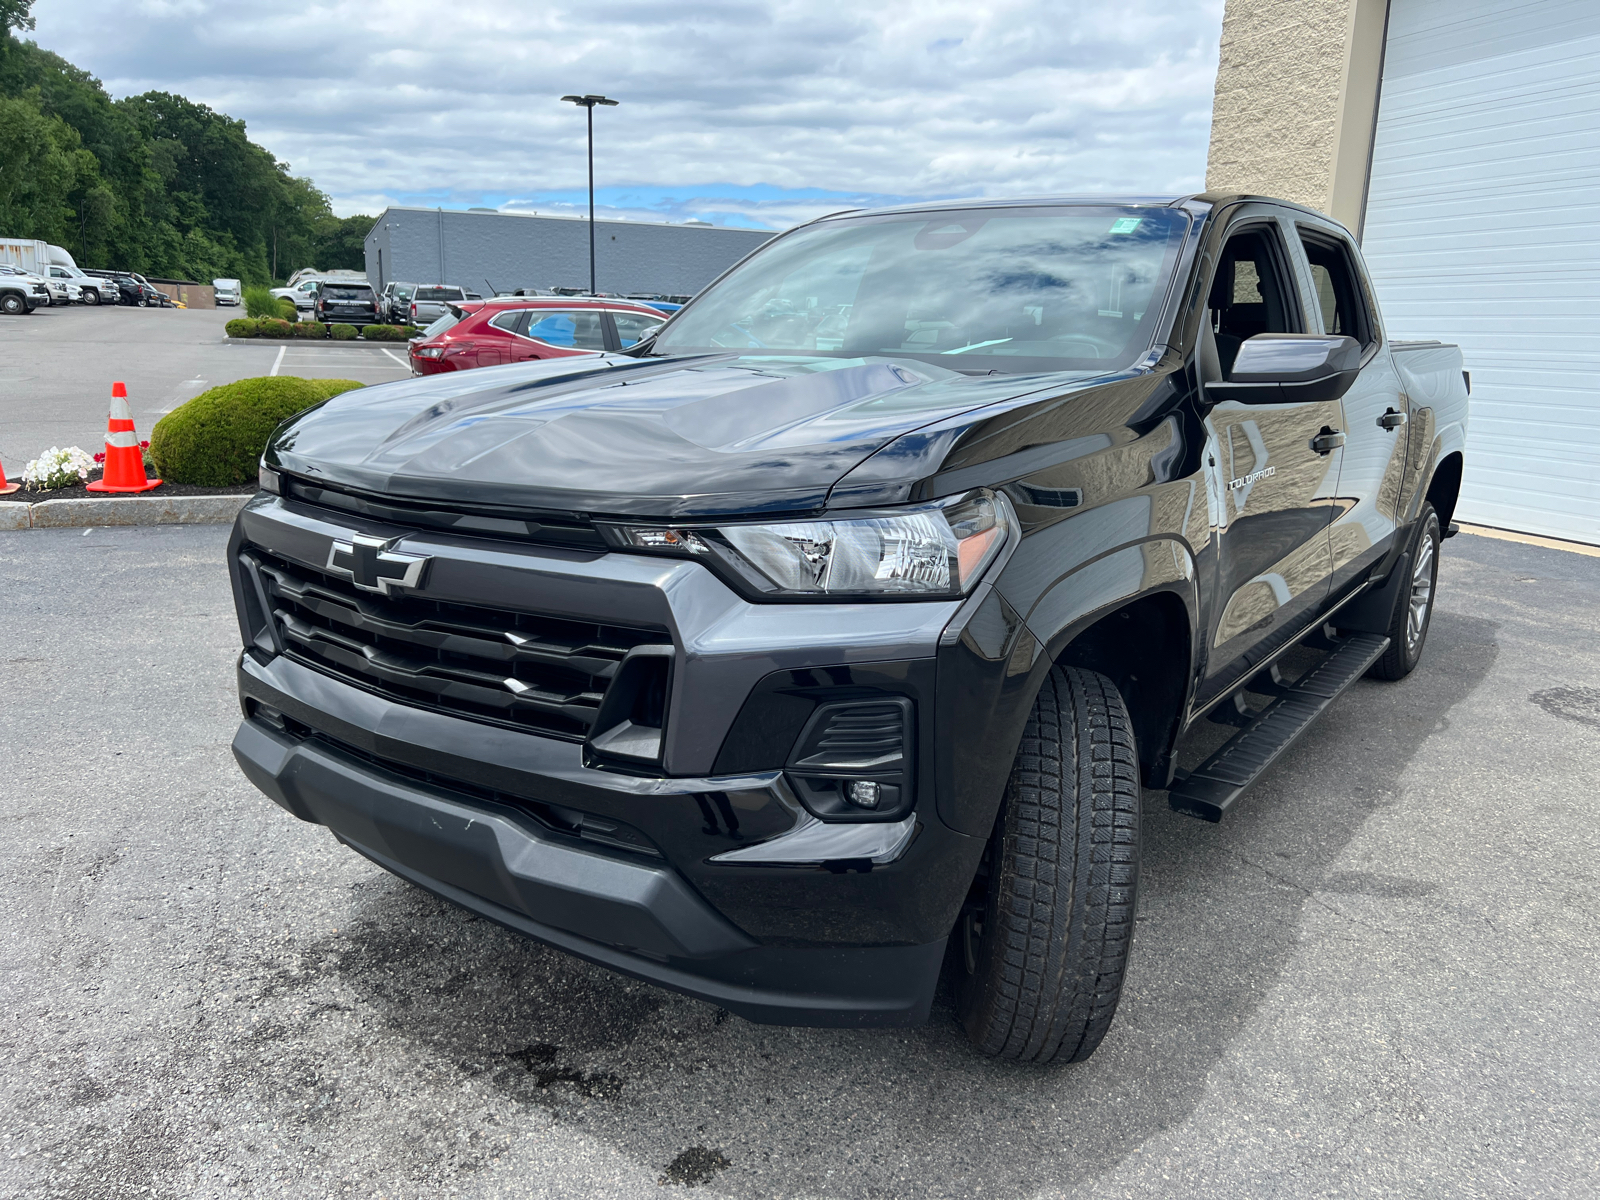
[213,278,242,306]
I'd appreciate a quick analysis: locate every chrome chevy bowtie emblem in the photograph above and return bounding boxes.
[326,535,430,595]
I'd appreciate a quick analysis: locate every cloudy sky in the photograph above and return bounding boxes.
[33,0,1225,230]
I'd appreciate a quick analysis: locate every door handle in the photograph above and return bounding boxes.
[1309,428,1346,455]
[1378,407,1408,430]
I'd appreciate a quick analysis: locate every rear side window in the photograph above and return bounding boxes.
[1297,229,1374,346]
[489,310,529,333]
[612,311,665,347]
[524,310,606,349]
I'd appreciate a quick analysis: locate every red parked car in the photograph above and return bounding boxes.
[408,297,669,375]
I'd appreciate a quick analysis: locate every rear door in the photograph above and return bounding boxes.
[1195,208,1342,703]
[1290,221,1408,596]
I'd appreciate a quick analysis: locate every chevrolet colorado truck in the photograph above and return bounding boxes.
[229,194,1469,1063]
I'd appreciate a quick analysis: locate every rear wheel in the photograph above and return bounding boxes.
[1368,505,1440,681]
[957,666,1141,1063]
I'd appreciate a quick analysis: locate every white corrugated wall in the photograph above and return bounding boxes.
[1361,0,1600,544]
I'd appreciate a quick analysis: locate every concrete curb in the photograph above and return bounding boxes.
[0,493,251,530]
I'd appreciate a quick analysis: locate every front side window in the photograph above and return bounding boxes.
[524,310,606,350]
[612,311,665,347]
[651,206,1189,374]
[1206,226,1302,374]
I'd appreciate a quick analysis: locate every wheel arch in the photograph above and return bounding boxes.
[1425,451,1463,528]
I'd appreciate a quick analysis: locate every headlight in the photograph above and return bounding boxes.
[611,489,1009,599]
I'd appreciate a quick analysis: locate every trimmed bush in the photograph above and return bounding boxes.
[149,376,367,486]
[277,299,298,321]
[330,323,358,340]
[293,321,326,338]
[256,317,294,338]
[225,318,259,338]
[361,324,409,341]
[243,286,280,319]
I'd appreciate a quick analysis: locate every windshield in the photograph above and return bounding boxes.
[652,206,1188,374]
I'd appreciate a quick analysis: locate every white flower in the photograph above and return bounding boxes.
[22,445,96,491]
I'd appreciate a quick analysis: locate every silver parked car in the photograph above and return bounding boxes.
[406,285,466,326]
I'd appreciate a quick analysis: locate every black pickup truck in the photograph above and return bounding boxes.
[229,194,1469,1063]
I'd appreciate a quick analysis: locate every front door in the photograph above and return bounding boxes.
[1196,213,1342,705]
[1292,223,1409,596]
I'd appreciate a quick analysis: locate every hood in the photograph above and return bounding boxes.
[267,354,1079,518]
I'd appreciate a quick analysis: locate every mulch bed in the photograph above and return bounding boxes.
[0,468,256,503]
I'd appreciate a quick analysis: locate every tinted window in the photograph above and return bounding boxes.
[524,311,606,350]
[416,287,464,301]
[421,311,461,338]
[651,206,1189,373]
[612,311,665,347]
[321,286,373,300]
[1207,226,1302,373]
[1298,230,1372,345]
[489,310,528,333]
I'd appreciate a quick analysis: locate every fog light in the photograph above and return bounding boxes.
[845,780,882,809]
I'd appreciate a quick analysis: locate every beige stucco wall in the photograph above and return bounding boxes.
[1205,0,1389,234]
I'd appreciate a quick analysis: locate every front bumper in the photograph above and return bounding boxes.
[228,493,987,1024]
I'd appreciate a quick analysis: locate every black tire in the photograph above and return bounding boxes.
[957,665,1141,1063]
[137,297,148,307]
[82,288,100,306]
[1368,505,1441,681]
[1,294,24,316]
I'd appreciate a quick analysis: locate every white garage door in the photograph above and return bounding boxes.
[1361,0,1600,545]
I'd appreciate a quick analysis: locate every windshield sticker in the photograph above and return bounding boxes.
[1108,217,1143,235]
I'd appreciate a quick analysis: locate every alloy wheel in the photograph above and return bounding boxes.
[1407,530,1436,655]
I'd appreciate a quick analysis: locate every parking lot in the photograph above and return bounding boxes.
[0,306,411,480]
[1,521,1596,1199]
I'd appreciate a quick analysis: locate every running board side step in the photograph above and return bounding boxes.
[1168,632,1391,822]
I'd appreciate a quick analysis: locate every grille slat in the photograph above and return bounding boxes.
[252,549,668,739]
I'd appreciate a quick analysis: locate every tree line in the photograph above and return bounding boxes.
[0,2,371,284]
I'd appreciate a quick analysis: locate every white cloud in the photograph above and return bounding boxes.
[34,0,1224,226]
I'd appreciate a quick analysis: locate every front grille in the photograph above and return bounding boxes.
[249,548,669,739]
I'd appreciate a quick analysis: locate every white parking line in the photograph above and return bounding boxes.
[379,348,408,368]
[270,345,286,376]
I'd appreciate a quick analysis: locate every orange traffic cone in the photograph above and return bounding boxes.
[0,458,16,495]
[86,382,161,493]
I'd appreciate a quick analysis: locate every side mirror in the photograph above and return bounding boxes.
[1208,333,1363,404]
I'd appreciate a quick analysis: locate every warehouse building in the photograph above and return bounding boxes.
[1207,0,1600,545]
[363,208,774,301]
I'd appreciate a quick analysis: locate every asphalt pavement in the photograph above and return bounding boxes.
[0,526,1596,1199]
[0,306,411,480]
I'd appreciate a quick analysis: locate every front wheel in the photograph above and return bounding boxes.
[1368,505,1441,680]
[958,665,1141,1063]
[82,288,100,306]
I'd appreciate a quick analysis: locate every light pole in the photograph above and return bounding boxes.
[560,94,618,295]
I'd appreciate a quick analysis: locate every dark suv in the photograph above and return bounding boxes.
[229,195,1468,1062]
[314,280,380,327]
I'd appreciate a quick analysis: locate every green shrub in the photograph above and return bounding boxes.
[149,376,367,486]
[256,318,294,338]
[293,321,326,338]
[361,324,409,341]
[277,299,298,321]
[225,318,258,338]
[243,286,280,319]
[330,323,357,341]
